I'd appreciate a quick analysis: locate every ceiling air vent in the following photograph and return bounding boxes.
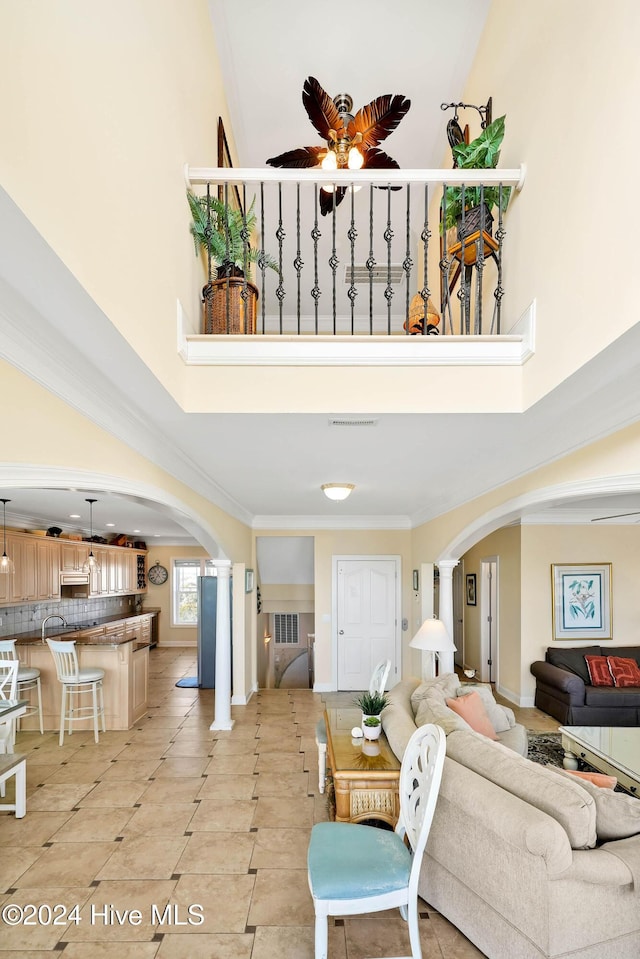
[345,265,405,285]
[329,417,379,428]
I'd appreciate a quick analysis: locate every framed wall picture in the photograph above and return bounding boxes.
[217,117,243,214]
[551,563,612,640]
[245,568,255,593]
[466,573,477,606]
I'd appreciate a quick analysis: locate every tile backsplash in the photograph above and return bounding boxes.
[0,595,139,637]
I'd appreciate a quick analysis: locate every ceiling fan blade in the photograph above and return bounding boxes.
[302,76,344,141]
[266,146,325,168]
[364,148,402,190]
[319,186,346,217]
[591,510,640,522]
[348,94,411,149]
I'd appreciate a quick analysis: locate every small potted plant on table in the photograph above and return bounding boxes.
[187,191,277,334]
[353,690,389,741]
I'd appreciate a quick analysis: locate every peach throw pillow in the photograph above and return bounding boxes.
[564,769,617,789]
[446,691,498,740]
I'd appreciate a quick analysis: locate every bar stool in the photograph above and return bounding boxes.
[0,640,43,735]
[45,639,105,745]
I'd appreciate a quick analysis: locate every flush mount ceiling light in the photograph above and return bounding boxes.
[321,483,355,501]
[82,498,101,573]
[267,77,410,215]
[0,498,15,575]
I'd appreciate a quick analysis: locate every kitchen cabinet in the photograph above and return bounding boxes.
[0,534,59,604]
[60,541,90,573]
[0,531,147,607]
[132,644,149,722]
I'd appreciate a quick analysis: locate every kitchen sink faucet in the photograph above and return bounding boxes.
[41,613,68,642]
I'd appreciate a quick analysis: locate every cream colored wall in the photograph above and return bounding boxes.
[463,0,640,407]
[142,545,210,647]
[461,525,521,696]
[260,584,314,614]
[520,524,640,703]
[0,0,231,400]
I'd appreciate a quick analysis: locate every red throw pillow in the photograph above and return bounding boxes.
[607,656,640,688]
[584,654,614,686]
[446,691,498,740]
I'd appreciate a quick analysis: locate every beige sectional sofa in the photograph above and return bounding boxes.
[382,676,640,959]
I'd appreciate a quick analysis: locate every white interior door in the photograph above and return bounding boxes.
[336,558,398,690]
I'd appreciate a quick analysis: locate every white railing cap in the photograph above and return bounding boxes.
[185,164,526,191]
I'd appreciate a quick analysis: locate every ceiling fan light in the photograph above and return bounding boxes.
[347,146,364,170]
[321,483,355,501]
[321,150,337,171]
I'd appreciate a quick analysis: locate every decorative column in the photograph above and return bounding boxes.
[437,560,459,674]
[211,562,234,731]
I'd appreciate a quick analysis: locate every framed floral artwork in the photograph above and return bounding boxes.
[466,573,476,606]
[551,563,612,640]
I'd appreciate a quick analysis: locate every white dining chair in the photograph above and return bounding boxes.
[369,658,391,695]
[46,639,105,745]
[0,659,19,796]
[0,640,43,735]
[308,722,446,959]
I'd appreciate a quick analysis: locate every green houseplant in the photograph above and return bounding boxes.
[441,115,511,236]
[186,191,277,334]
[353,690,389,715]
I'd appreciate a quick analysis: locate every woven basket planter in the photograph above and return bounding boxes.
[202,277,258,334]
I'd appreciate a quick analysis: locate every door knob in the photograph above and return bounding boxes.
[339,629,344,635]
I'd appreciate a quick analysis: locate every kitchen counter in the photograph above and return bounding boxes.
[15,613,153,731]
[14,610,157,646]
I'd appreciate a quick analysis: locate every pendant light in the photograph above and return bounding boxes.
[82,498,101,573]
[0,499,15,575]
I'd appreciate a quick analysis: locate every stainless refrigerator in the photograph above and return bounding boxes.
[197,575,217,688]
[196,575,232,689]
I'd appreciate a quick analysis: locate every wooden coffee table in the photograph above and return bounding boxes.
[560,725,640,796]
[324,707,401,826]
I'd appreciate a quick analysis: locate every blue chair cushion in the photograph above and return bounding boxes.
[315,718,327,744]
[308,821,411,900]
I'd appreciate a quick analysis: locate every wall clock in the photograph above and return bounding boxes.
[148,563,168,586]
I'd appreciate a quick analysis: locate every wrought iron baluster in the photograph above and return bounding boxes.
[493,183,506,334]
[348,187,358,334]
[457,184,470,335]
[475,184,486,335]
[420,184,432,336]
[276,182,286,334]
[403,183,412,334]
[329,193,339,334]
[204,184,213,334]
[311,185,321,334]
[384,186,394,334]
[294,183,303,335]
[367,185,375,335]
[259,181,266,334]
[240,182,250,333]
[440,183,454,335]
[224,183,230,334]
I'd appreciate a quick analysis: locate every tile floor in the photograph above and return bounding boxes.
[0,648,558,958]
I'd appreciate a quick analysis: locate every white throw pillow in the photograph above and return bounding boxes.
[414,694,471,735]
[551,767,640,842]
[456,683,514,733]
[410,673,460,716]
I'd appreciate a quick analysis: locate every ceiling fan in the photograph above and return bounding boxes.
[266,76,411,215]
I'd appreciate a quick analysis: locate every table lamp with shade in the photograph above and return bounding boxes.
[409,618,457,680]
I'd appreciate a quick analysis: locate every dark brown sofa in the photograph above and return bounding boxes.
[530,646,640,725]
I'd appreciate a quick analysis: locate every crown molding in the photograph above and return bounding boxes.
[252,514,412,530]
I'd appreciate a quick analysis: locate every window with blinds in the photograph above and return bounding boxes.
[274,612,299,645]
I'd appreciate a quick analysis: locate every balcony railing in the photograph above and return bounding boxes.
[185,166,525,339]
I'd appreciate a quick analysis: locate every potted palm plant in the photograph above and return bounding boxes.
[441,115,511,240]
[187,191,277,334]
